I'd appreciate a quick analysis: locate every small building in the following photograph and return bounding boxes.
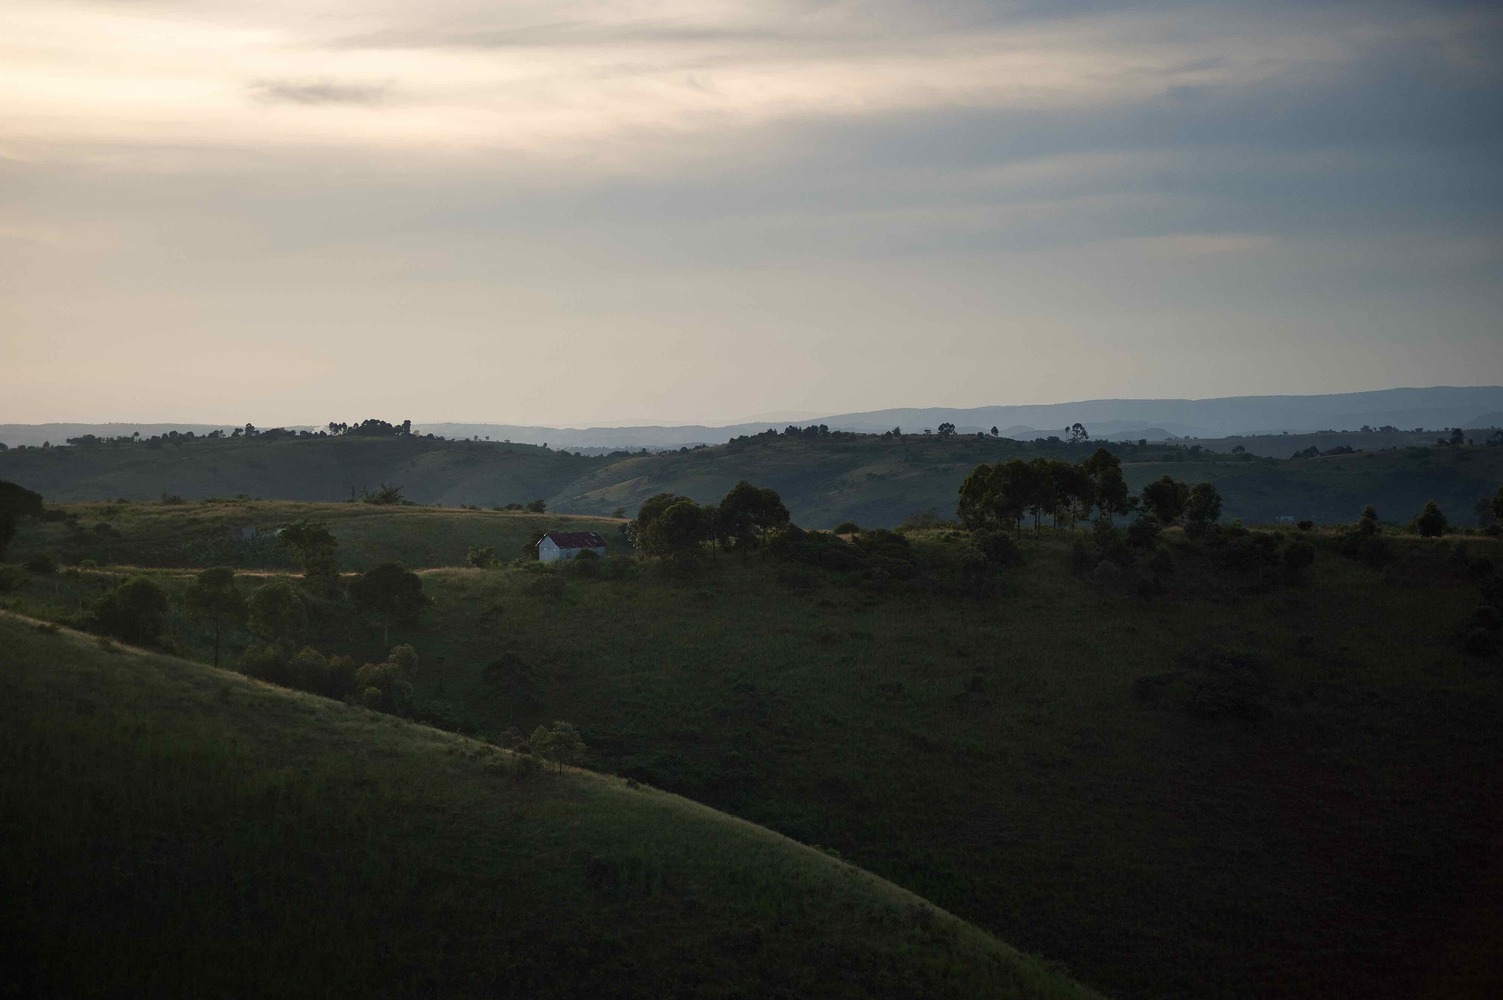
[537,530,608,563]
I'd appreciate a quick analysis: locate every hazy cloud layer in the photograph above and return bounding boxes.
[1,1,1499,424]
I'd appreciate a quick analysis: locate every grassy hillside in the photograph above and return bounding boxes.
[0,434,604,507]
[8,512,1499,999]
[4,499,630,571]
[0,614,1095,1000]
[4,431,1500,529]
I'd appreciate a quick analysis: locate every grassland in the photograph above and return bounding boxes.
[5,431,1500,529]
[0,614,1097,1000]
[5,505,1501,999]
[3,499,630,571]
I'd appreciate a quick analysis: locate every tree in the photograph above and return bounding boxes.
[0,479,44,560]
[1357,505,1380,537]
[183,567,246,667]
[1140,476,1190,525]
[1082,449,1129,523]
[990,426,999,437]
[937,422,956,438]
[957,461,1028,534]
[247,579,308,646]
[1413,500,1448,538]
[653,500,712,563]
[92,576,170,646]
[529,721,586,771]
[1069,422,1090,444]
[628,493,695,555]
[350,562,429,646]
[525,499,547,514]
[278,520,339,592]
[1492,486,1503,526]
[1183,482,1223,535]
[718,481,791,557]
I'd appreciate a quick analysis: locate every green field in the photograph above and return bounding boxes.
[3,499,630,571]
[0,614,1097,1000]
[4,432,1499,529]
[5,502,1501,999]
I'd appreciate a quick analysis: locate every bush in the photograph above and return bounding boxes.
[1283,540,1316,574]
[238,642,291,685]
[466,546,497,568]
[1069,539,1095,576]
[971,530,1020,566]
[1413,501,1449,538]
[833,521,861,535]
[956,546,996,598]
[91,576,169,646]
[23,554,57,575]
[1297,519,1314,531]
[1126,512,1161,550]
[286,646,331,694]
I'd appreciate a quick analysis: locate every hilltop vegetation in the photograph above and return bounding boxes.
[0,616,1094,999]
[3,422,1502,529]
[5,477,1502,998]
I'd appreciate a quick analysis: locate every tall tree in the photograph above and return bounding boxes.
[184,567,246,667]
[1082,448,1130,523]
[278,520,339,592]
[1140,476,1190,525]
[247,580,308,647]
[350,562,429,647]
[718,481,790,557]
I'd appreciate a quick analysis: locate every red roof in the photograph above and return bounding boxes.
[541,531,608,549]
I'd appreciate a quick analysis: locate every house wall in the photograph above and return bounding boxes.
[538,539,607,563]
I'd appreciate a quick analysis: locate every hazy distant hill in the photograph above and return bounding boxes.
[6,387,1498,452]
[418,386,1503,448]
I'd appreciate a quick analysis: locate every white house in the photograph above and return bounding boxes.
[537,530,608,563]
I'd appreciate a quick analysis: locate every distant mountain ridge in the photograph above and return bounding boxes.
[3,386,1498,451]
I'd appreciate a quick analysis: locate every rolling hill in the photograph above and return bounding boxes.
[5,517,1501,998]
[0,613,1095,1000]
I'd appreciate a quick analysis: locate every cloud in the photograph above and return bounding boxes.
[247,78,390,106]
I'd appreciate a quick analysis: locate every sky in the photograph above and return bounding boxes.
[2,1,1501,427]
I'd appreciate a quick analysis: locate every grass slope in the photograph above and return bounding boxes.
[0,615,1094,1000]
[5,510,1503,998]
[6,432,1501,529]
[0,434,604,507]
[6,499,630,570]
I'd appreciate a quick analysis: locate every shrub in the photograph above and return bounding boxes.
[833,521,861,535]
[466,546,497,568]
[971,530,1020,566]
[91,576,169,646]
[23,554,57,575]
[956,546,996,598]
[1297,519,1315,531]
[286,646,331,694]
[238,642,291,685]
[1149,546,1175,578]
[1126,512,1161,550]
[1461,628,1498,657]
[1413,501,1449,538]
[1283,540,1316,574]
[1069,539,1095,576]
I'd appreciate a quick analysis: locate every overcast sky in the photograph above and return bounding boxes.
[2,1,1500,426]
